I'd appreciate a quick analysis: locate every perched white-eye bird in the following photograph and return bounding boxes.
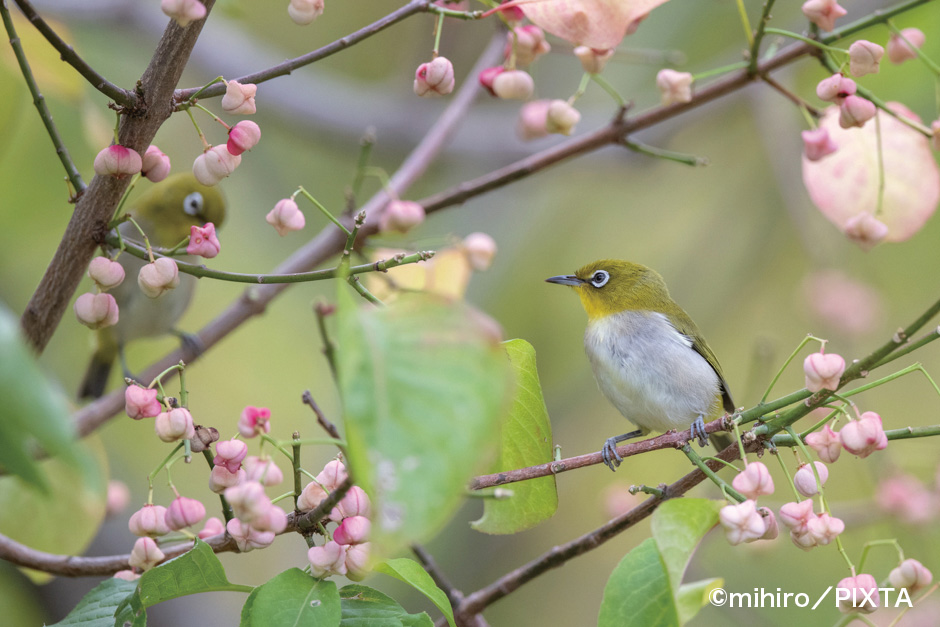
[547,260,734,470]
[79,173,227,398]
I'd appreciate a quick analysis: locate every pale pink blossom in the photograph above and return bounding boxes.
[214,439,248,473]
[198,516,225,540]
[94,145,142,179]
[138,257,180,298]
[521,0,670,50]
[154,407,195,443]
[250,505,287,534]
[224,481,270,524]
[113,570,140,581]
[889,559,933,593]
[801,0,846,32]
[545,100,581,136]
[757,507,778,540]
[220,80,257,115]
[506,25,550,68]
[226,518,274,552]
[345,542,371,581]
[318,460,347,491]
[815,74,856,103]
[164,496,206,530]
[517,100,551,140]
[801,128,838,161]
[731,461,775,500]
[209,465,245,494]
[266,199,305,236]
[843,213,889,251]
[125,385,161,420]
[333,515,371,545]
[887,28,925,64]
[478,66,503,97]
[719,500,767,545]
[790,529,818,551]
[243,456,284,486]
[297,479,328,512]
[308,541,347,577]
[839,95,876,129]
[574,46,614,74]
[794,461,829,497]
[329,486,371,522]
[802,271,884,337]
[288,0,324,25]
[106,480,131,516]
[656,69,693,106]
[379,200,425,233]
[876,474,936,523]
[187,223,220,258]
[848,40,884,77]
[492,70,534,100]
[238,406,271,438]
[804,424,841,463]
[128,504,171,537]
[193,145,241,186]
[413,57,455,98]
[160,0,206,27]
[461,232,497,271]
[779,499,815,535]
[88,256,125,291]
[837,574,879,613]
[803,351,845,392]
[141,145,171,182]
[807,512,844,545]
[226,120,261,156]
[840,411,887,458]
[129,537,164,571]
[74,292,118,329]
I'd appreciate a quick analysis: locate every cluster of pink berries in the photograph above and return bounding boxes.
[94,144,171,182]
[298,459,372,581]
[114,495,209,580]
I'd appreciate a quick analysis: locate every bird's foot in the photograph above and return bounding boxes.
[600,429,644,472]
[690,416,708,448]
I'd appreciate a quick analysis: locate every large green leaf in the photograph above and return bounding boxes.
[135,538,250,606]
[373,558,454,627]
[676,578,722,625]
[0,304,94,491]
[336,291,512,553]
[472,339,556,535]
[47,578,137,627]
[239,568,340,627]
[597,538,677,627]
[339,584,433,627]
[650,498,721,596]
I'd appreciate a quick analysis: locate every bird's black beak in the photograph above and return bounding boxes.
[545,274,583,286]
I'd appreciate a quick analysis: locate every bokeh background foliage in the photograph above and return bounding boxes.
[1,0,940,624]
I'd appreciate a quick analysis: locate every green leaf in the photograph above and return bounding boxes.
[472,339,557,535]
[0,435,107,584]
[597,538,678,627]
[650,498,721,596]
[373,558,455,627]
[339,584,433,627]
[135,538,251,607]
[239,568,340,627]
[0,305,95,491]
[47,578,137,627]
[336,292,512,553]
[676,578,722,625]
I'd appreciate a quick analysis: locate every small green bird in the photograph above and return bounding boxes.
[79,173,227,398]
[547,260,734,471]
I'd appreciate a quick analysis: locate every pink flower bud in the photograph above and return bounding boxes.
[209,465,245,494]
[193,145,241,186]
[106,480,131,516]
[266,199,306,236]
[243,456,284,486]
[413,57,455,98]
[807,512,844,545]
[848,40,884,77]
[790,529,818,551]
[719,500,767,545]
[141,145,171,182]
[840,411,887,458]
[94,145,142,179]
[574,46,614,74]
[213,438,248,473]
[839,95,876,129]
[801,128,838,161]
[186,223,221,258]
[545,100,580,136]
[224,481,270,523]
[656,69,693,106]
[843,213,889,251]
[288,0,324,25]
[779,499,815,535]
[128,504,171,537]
[318,460,348,491]
[74,292,119,329]
[329,486,371,522]
[876,474,936,524]
[887,28,925,64]
[805,424,842,463]
[837,574,879,613]
[226,518,275,552]
[198,516,225,539]
[815,73,856,103]
[889,559,933,592]
[732,461,775,500]
[113,570,140,581]
[461,232,497,271]
[165,496,206,530]
[88,256,125,291]
[307,540,347,577]
[221,80,257,115]
[154,407,195,443]
[492,70,534,100]
[516,100,551,140]
[297,480,328,512]
[226,120,261,156]
[125,385,161,420]
[794,461,829,497]
[379,200,425,233]
[160,0,206,27]
[238,406,271,438]
[803,351,845,392]
[478,66,504,97]
[757,507,778,540]
[801,0,846,32]
[333,515,371,545]
[138,257,180,299]
[505,25,550,68]
[250,505,287,534]
[129,536,164,571]
[345,542,371,581]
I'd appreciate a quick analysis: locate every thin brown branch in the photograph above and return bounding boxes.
[11,0,135,107]
[470,417,730,490]
[760,73,819,116]
[302,391,342,441]
[174,0,437,103]
[20,1,218,353]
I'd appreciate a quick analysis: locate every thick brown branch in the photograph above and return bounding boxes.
[20,1,217,353]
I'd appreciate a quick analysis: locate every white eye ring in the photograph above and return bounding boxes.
[183,192,204,217]
[590,270,610,288]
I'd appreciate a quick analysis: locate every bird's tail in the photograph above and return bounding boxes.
[79,333,117,399]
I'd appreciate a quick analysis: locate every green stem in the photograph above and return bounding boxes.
[202,449,234,522]
[776,424,940,447]
[691,60,750,81]
[872,328,940,370]
[431,11,445,55]
[589,74,625,108]
[747,0,777,74]
[184,107,210,150]
[885,19,940,76]
[260,433,295,463]
[622,139,706,166]
[349,128,376,203]
[147,363,184,391]
[292,433,302,512]
[760,336,817,403]
[348,275,384,306]
[297,187,351,235]
[683,445,745,502]
[183,76,225,105]
[763,27,843,54]
[148,443,185,491]
[734,0,754,46]
[569,73,591,105]
[857,539,904,573]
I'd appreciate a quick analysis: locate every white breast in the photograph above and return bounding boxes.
[584,311,721,434]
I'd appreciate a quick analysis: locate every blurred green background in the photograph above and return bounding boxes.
[1,0,940,625]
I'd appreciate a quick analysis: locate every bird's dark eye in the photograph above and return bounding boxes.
[590,270,610,288]
[183,192,204,217]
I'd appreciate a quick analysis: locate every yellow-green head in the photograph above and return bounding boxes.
[126,173,227,247]
[546,259,680,322]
